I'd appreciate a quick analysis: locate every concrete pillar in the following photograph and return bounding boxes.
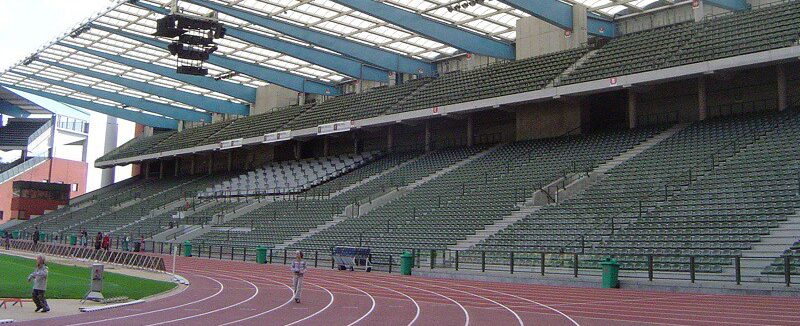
[698,77,708,121]
[386,125,394,152]
[207,155,213,175]
[777,64,787,111]
[227,151,233,172]
[174,158,180,177]
[294,142,302,160]
[323,137,330,156]
[253,84,298,115]
[159,161,165,179]
[628,90,638,129]
[352,132,359,154]
[515,4,588,59]
[190,156,196,175]
[143,162,150,180]
[424,121,432,152]
[100,115,118,186]
[466,115,474,147]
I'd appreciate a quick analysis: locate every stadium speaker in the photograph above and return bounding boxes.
[177,66,208,76]
[154,16,185,38]
[178,34,214,46]
[176,16,218,31]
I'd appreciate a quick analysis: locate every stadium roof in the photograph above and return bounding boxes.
[0,0,746,129]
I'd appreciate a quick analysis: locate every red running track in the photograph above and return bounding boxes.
[17,255,800,326]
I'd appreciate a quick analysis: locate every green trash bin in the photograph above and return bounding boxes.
[601,258,620,288]
[256,246,267,264]
[183,241,192,257]
[39,232,47,241]
[400,251,413,275]
[70,234,77,246]
[12,230,19,239]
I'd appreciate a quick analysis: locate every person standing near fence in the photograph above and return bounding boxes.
[290,251,307,303]
[4,230,10,250]
[94,232,102,250]
[27,255,49,313]
[32,227,40,250]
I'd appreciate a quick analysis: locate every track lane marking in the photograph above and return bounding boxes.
[145,276,259,326]
[65,275,224,326]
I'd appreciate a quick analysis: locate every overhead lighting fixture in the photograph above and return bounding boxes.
[446,0,488,12]
[153,0,226,76]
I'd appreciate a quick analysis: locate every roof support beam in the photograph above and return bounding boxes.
[58,43,255,103]
[0,85,178,129]
[704,0,750,11]
[91,24,340,96]
[330,0,515,60]
[133,1,389,82]
[183,0,436,76]
[0,99,30,118]
[500,0,617,37]
[44,60,249,116]
[14,72,211,122]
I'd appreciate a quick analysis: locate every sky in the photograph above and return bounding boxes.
[0,0,134,192]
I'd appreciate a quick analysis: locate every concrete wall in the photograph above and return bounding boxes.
[617,4,694,35]
[514,99,582,141]
[515,5,588,59]
[430,117,467,149]
[253,84,298,115]
[788,62,800,106]
[436,54,507,75]
[705,67,779,117]
[618,0,784,35]
[472,110,516,145]
[637,80,700,124]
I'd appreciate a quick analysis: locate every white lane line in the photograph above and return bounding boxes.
[423,283,523,326]
[368,283,421,326]
[321,276,421,326]
[456,284,579,326]
[66,275,224,326]
[400,283,469,326]
[145,276,259,326]
[218,279,294,326]
[283,281,335,326]
[326,281,376,326]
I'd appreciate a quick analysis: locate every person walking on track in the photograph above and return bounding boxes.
[27,255,49,313]
[291,251,307,303]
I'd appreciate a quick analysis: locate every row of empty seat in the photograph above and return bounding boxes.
[199,152,378,197]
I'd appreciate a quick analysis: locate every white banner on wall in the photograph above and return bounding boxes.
[220,138,243,150]
[317,120,353,135]
[263,130,292,143]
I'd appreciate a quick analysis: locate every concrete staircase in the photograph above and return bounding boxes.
[273,145,502,250]
[448,125,691,252]
[450,205,542,251]
[719,212,800,282]
[407,144,502,191]
[548,49,598,87]
[328,152,430,199]
[593,124,688,175]
[275,214,348,250]
[164,197,276,243]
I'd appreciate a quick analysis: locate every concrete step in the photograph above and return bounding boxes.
[593,124,688,174]
[407,144,502,190]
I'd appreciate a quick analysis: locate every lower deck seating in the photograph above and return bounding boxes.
[289,127,663,261]
[471,110,799,273]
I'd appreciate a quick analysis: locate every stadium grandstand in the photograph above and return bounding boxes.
[1,0,800,324]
